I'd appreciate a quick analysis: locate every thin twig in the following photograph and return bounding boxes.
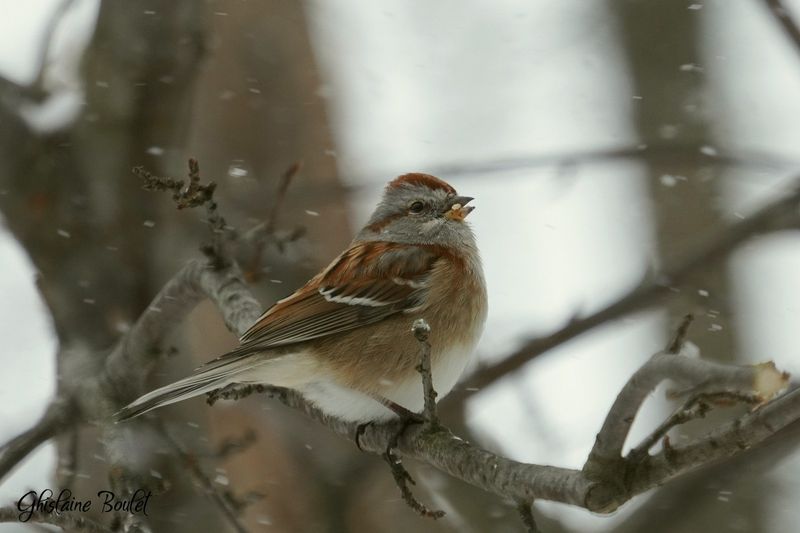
[516,500,542,533]
[133,159,229,262]
[0,397,78,483]
[763,0,800,58]
[627,391,762,462]
[265,161,302,233]
[213,428,258,460]
[666,314,694,354]
[413,319,438,424]
[0,0,77,105]
[55,427,80,491]
[430,142,800,178]
[243,161,303,279]
[133,159,217,211]
[626,384,800,500]
[155,423,248,533]
[31,0,77,98]
[586,352,788,469]
[383,431,445,519]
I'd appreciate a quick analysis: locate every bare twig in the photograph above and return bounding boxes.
[384,445,445,519]
[0,397,78,482]
[412,319,438,424]
[516,500,542,533]
[431,142,800,178]
[134,159,231,267]
[666,314,694,354]
[133,166,187,201]
[459,180,800,397]
[265,161,302,234]
[0,505,111,533]
[242,161,303,279]
[627,391,762,463]
[0,0,77,106]
[31,0,77,98]
[625,383,800,500]
[762,0,800,58]
[585,352,788,470]
[213,429,258,460]
[155,423,248,533]
[55,427,80,491]
[133,159,217,211]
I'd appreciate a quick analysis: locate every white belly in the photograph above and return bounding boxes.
[299,342,476,423]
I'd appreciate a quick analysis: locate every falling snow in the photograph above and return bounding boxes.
[228,165,248,178]
[700,145,718,156]
[660,175,678,187]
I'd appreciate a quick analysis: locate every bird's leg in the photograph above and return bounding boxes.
[355,394,424,452]
[352,395,446,519]
[373,394,426,423]
[372,394,426,449]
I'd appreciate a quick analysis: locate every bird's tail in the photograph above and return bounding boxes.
[113,350,265,422]
[113,351,314,422]
[113,371,231,422]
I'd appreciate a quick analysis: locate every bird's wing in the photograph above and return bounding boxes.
[200,242,441,369]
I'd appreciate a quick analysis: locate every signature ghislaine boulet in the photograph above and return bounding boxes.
[16,488,151,522]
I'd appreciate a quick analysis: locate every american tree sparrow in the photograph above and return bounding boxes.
[116,173,487,423]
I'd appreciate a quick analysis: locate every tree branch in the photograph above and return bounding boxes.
[626,384,800,498]
[586,314,787,465]
[430,142,800,178]
[0,397,77,481]
[212,347,795,515]
[585,352,787,469]
[516,500,541,533]
[627,390,761,463]
[762,0,800,58]
[413,318,438,424]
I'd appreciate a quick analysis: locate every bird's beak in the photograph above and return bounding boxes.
[444,196,475,221]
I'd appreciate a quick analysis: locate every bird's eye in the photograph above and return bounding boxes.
[409,201,425,214]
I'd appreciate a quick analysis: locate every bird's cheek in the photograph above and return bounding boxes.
[419,218,443,236]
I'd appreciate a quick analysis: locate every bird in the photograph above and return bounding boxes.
[115,173,487,423]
